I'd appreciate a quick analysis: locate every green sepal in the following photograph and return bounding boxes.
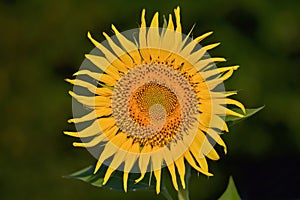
[64,164,155,192]
[225,106,264,126]
[218,176,241,200]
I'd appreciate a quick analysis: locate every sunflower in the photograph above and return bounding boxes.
[64,7,245,194]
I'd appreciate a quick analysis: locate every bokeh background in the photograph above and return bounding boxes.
[1,0,299,199]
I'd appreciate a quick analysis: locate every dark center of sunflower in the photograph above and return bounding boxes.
[128,83,181,147]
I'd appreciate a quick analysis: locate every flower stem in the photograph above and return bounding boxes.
[177,165,191,200]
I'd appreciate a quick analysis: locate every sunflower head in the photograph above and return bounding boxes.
[65,6,245,194]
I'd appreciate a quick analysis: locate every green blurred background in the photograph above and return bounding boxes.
[1,0,299,199]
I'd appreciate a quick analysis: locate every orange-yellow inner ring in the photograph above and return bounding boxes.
[128,83,182,147]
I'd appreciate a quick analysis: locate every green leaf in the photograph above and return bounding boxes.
[226,106,264,126]
[64,164,155,192]
[218,176,241,200]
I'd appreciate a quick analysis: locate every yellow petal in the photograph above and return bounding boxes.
[103,31,134,67]
[199,113,228,132]
[174,156,185,189]
[154,169,161,194]
[190,146,209,172]
[187,48,207,65]
[69,91,111,108]
[151,147,163,194]
[160,15,175,58]
[201,65,239,80]
[195,57,227,71]
[123,172,129,192]
[139,9,151,63]
[202,42,221,51]
[95,87,113,97]
[103,125,119,139]
[226,108,245,118]
[226,99,246,114]
[69,107,112,124]
[147,12,160,60]
[87,32,117,62]
[162,148,178,191]
[184,151,213,176]
[196,31,213,42]
[210,98,245,114]
[111,25,142,65]
[65,78,97,94]
[199,126,227,154]
[124,142,140,171]
[174,6,181,33]
[167,163,179,191]
[103,138,133,188]
[140,9,146,28]
[167,14,174,30]
[169,139,187,162]
[205,146,220,160]
[65,117,115,138]
[72,133,106,148]
[174,6,182,52]
[64,120,100,138]
[135,144,152,183]
[94,132,127,173]
[219,69,234,81]
[97,117,116,131]
[85,54,121,80]
[99,74,117,86]
[73,70,117,87]
[198,157,208,171]
[68,110,96,123]
[102,167,115,185]
[88,32,129,72]
[73,70,101,80]
[95,107,112,117]
[225,91,238,97]
[196,91,237,100]
[180,32,213,58]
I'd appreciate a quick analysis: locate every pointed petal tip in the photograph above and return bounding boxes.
[224,148,228,154]
[111,24,120,35]
[102,32,108,38]
[87,31,94,41]
[72,142,81,147]
[174,185,178,191]
[64,78,71,83]
[181,181,186,190]
[207,31,213,35]
[93,169,98,175]
[68,90,74,96]
[63,131,78,137]
[93,164,100,175]
[135,173,145,183]
[123,173,128,192]
[156,187,160,194]
[67,119,74,123]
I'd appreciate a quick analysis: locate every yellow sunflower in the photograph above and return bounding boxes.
[65,7,245,194]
